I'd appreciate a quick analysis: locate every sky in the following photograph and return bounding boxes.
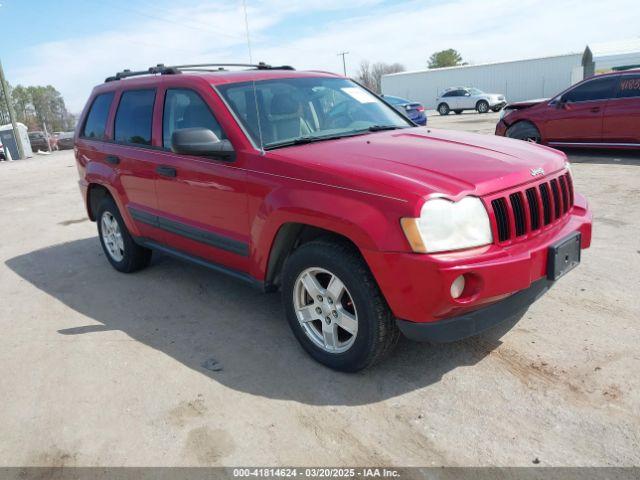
[1,0,638,113]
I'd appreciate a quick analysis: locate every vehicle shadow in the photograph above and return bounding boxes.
[563,148,640,166]
[5,238,519,406]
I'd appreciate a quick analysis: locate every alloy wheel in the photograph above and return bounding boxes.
[100,212,125,262]
[293,267,358,354]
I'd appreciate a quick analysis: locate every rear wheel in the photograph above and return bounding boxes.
[282,240,399,372]
[476,100,489,113]
[506,121,541,143]
[437,103,450,115]
[97,197,152,273]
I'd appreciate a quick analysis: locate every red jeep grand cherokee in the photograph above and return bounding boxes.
[75,63,592,371]
[496,70,640,148]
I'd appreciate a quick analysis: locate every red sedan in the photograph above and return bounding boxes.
[496,70,640,148]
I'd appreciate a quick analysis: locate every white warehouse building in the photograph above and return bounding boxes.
[381,39,640,109]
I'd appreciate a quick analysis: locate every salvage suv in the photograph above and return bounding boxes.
[75,63,592,371]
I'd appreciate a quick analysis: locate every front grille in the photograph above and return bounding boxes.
[489,171,574,243]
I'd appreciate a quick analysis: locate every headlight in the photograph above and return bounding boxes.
[401,196,493,253]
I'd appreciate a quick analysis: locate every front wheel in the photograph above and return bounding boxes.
[506,121,541,143]
[476,100,489,113]
[282,240,399,372]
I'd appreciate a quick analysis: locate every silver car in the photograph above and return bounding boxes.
[436,87,506,115]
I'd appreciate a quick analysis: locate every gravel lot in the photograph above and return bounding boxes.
[1,114,639,467]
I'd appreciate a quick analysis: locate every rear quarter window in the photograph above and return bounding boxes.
[114,89,156,146]
[82,92,114,139]
[617,75,640,98]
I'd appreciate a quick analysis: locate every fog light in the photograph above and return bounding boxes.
[450,275,466,299]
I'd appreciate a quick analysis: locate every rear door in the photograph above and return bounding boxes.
[153,85,250,273]
[441,90,458,109]
[602,73,640,144]
[105,88,165,241]
[544,75,618,143]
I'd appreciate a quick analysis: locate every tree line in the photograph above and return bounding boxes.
[355,49,466,93]
[0,83,75,132]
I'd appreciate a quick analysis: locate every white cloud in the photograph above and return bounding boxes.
[10,0,640,112]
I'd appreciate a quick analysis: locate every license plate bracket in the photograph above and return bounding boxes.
[547,232,581,281]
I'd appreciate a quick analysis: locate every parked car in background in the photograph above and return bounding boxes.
[436,87,506,115]
[382,95,427,125]
[55,131,75,150]
[28,131,57,152]
[75,63,591,371]
[496,70,640,148]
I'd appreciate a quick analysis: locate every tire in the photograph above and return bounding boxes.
[454,110,463,115]
[281,240,400,372]
[437,103,450,115]
[97,197,152,273]
[505,121,541,143]
[476,100,489,114]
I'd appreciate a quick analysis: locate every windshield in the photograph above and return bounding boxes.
[468,88,484,95]
[217,77,412,149]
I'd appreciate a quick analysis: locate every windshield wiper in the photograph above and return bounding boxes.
[264,131,367,150]
[366,125,406,132]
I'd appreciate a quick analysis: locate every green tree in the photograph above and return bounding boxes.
[427,49,466,69]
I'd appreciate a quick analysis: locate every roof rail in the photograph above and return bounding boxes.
[104,62,294,82]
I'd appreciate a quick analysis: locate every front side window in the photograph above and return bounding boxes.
[82,92,114,139]
[217,77,411,149]
[617,75,640,98]
[163,89,225,149]
[564,76,618,103]
[114,89,155,145]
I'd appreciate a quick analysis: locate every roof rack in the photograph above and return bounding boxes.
[105,62,294,82]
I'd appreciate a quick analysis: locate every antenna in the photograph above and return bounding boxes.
[242,0,265,154]
[241,0,253,64]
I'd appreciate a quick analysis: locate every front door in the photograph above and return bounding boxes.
[153,87,250,273]
[545,75,618,144]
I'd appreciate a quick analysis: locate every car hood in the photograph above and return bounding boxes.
[267,128,567,201]
[506,98,549,109]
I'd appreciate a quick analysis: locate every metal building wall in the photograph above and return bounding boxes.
[381,53,583,109]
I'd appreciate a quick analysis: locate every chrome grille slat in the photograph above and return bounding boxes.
[488,172,574,244]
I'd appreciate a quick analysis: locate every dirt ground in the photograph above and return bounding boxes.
[1,115,639,467]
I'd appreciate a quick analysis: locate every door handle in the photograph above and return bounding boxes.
[591,107,600,113]
[105,155,120,165]
[156,165,177,177]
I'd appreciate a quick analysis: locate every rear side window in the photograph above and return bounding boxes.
[617,75,640,98]
[114,89,155,145]
[82,92,114,139]
[162,89,225,149]
[564,76,618,102]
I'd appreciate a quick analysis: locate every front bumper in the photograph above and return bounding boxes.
[495,119,508,136]
[362,194,591,326]
[397,278,552,342]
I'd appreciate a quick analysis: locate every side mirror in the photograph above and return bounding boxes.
[556,96,567,108]
[171,127,235,161]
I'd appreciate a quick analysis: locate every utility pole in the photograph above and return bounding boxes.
[337,51,349,76]
[0,59,25,160]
